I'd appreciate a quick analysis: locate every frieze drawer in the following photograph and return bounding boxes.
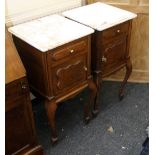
[49,37,88,62]
[102,21,129,44]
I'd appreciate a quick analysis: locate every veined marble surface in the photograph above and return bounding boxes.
[8,15,94,52]
[62,2,137,31]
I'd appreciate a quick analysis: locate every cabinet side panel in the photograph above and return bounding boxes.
[12,36,53,98]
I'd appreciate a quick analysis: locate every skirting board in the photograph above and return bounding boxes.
[104,69,149,83]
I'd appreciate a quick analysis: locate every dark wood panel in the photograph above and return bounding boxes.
[5,77,43,155]
[51,55,87,95]
[101,21,129,44]
[6,95,34,154]
[13,35,52,98]
[102,35,128,75]
[6,78,29,104]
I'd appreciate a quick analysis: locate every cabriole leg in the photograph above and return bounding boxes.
[84,77,97,123]
[119,58,132,100]
[45,99,58,144]
[92,71,102,116]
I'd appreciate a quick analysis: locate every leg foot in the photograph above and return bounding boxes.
[119,94,124,101]
[84,116,91,124]
[92,109,99,117]
[51,137,58,145]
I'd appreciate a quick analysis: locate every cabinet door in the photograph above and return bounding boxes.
[101,35,127,75]
[5,79,36,155]
[50,55,88,95]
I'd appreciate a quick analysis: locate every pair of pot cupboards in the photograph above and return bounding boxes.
[7,2,137,149]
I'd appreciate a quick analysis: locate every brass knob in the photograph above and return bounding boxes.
[84,66,87,71]
[70,49,74,53]
[117,29,120,33]
[102,56,107,62]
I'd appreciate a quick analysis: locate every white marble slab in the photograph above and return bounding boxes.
[8,14,94,52]
[62,2,137,31]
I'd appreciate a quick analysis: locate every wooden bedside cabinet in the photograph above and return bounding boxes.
[8,15,96,143]
[92,21,132,101]
[63,2,137,115]
[5,30,43,155]
[95,21,131,76]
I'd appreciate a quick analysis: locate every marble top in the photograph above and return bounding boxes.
[8,15,94,52]
[62,2,137,31]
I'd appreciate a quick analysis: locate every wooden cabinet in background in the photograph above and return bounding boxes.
[5,29,43,155]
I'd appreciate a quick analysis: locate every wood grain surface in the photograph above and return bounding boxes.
[5,29,26,84]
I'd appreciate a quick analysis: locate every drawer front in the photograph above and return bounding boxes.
[101,36,127,75]
[48,37,88,66]
[6,78,29,102]
[50,55,88,95]
[102,21,129,44]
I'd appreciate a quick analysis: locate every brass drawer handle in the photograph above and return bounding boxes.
[102,56,107,62]
[117,29,120,33]
[70,49,74,53]
[21,84,27,89]
[84,66,87,71]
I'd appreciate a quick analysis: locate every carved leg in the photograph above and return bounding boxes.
[92,71,102,116]
[119,58,132,100]
[45,99,58,144]
[84,77,97,123]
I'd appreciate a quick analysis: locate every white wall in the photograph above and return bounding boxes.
[5,0,83,26]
